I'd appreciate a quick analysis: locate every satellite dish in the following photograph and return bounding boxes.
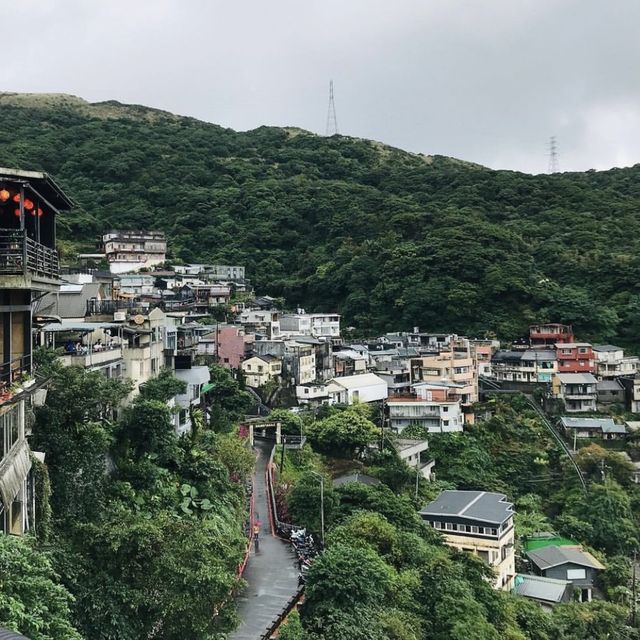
[132,314,145,325]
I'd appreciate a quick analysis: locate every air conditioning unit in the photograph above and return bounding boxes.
[113,311,126,322]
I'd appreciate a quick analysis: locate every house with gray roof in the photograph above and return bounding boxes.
[596,379,625,405]
[419,490,516,590]
[526,545,605,602]
[513,574,573,611]
[552,373,598,412]
[560,417,626,441]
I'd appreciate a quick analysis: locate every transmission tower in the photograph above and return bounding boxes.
[326,80,339,136]
[548,136,559,173]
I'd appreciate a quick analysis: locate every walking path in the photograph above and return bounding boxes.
[229,440,299,640]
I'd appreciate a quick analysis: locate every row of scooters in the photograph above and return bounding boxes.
[288,528,319,585]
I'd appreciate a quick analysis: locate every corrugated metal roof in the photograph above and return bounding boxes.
[556,373,598,384]
[526,545,605,571]
[514,574,570,603]
[0,439,32,509]
[0,628,30,639]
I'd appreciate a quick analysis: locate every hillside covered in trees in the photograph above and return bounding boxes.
[2,92,640,343]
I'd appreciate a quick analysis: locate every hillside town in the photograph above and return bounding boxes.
[2,166,639,640]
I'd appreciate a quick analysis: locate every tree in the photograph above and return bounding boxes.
[287,471,339,534]
[306,408,379,458]
[207,364,253,430]
[268,408,304,436]
[302,543,394,620]
[139,367,186,402]
[0,535,81,640]
[574,444,634,486]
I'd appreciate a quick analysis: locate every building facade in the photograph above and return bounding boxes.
[101,230,166,274]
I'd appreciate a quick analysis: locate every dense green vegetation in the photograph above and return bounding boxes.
[2,94,640,341]
[0,357,254,640]
[276,399,640,639]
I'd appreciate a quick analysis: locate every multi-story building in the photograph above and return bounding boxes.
[395,438,435,480]
[173,264,245,281]
[325,373,388,405]
[122,308,166,399]
[419,490,516,590]
[241,354,282,388]
[279,312,340,338]
[592,345,638,379]
[238,309,280,339]
[555,343,595,374]
[492,350,557,384]
[333,349,368,378]
[375,362,412,396]
[530,323,574,347]
[387,382,463,433]
[551,373,598,413]
[113,273,155,297]
[196,325,254,368]
[411,339,478,420]
[101,230,166,274]
[0,167,72,535]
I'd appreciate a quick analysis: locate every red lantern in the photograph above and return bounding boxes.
[37,207,43,217]
[23,198,34,211]
[12,194,20,203]
[14,208,21,217]
[0,189,9,202]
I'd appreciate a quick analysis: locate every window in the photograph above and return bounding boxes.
[442,406,449,412]
[223,357,229,364]
[567,568,586,580]
[445,523,454,531]
[471,526,479,534]
[578,348,588,354]
[491,528,498,536]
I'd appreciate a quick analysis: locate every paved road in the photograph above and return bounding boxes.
[229,440,299,640]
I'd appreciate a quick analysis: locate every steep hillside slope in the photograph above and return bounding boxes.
[1,93,640,342]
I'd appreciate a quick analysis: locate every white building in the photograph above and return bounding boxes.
[173,365,210,436]
[395,438,435,480]
[296,382,330,406]
[102,230,166,274]
[593,345,639,379]
[280,312,340,338]
[114,273,155,297]
[325,373,388,405]
[552,373,598,413]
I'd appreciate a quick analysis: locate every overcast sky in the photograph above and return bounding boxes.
[2,0,639,174]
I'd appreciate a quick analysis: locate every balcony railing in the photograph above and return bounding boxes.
[0,229,59,280]
[0,354,31,385]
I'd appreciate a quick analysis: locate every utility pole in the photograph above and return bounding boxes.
[548,136,559,174]
[632,549,637,627]
[279,435,286,474]
[326,80,339,136]
[414,461,420,500]
[309,471,325,547]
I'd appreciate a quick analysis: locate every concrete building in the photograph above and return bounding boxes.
[0,167,73,535]
[325,373,388,405]
[241,354,282,388]
[173,365,210,436]
[394,438,435,480]
[552,373,598,413]
[296,382,330,406]
[593,345,638,379]
[113,273,155,297]
[529,323,574,347]
[387,382,463,433]
[122,308,167,399]
[238,309,280,339]
[420,490,516,590]
[279,312,340,338]
[196,325,254,369]
[101,230,166,274]
[555,343,595,374]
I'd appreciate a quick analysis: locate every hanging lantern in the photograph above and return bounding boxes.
[14,208,21,217]
[0,189,10,202]
[23,198,34,211]
[37,207,44,217]
[12,194,20,203]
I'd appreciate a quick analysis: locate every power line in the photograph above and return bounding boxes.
[548,136,559,173]
[326,80,339,136]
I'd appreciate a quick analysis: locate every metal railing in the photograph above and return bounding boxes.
[0,229,58,279]
[0,354,31,385]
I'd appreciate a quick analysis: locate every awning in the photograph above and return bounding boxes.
[201,382,216,394]
[0,439,32,508]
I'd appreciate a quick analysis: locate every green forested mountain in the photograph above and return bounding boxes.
[2,92,640,342]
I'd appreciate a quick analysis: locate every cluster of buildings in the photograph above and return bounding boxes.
[419,490,605,606]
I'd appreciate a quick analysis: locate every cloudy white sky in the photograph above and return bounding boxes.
[2,0,639,173]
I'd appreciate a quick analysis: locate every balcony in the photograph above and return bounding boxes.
[60,346,123,370]
[0,354,31,386]
[0,229,59,283]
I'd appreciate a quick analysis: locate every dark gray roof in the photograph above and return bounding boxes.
[492,350,523,363]
[593,344,623,352]
[514,574,571,603]
[521,350,556,361]
[597,380,623,391]
[39,283,103,319]
[526,545,605,571]
[419,490,514,525]
[560,417,625,433]
[0,629,30,640]
[333,473,381,487]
